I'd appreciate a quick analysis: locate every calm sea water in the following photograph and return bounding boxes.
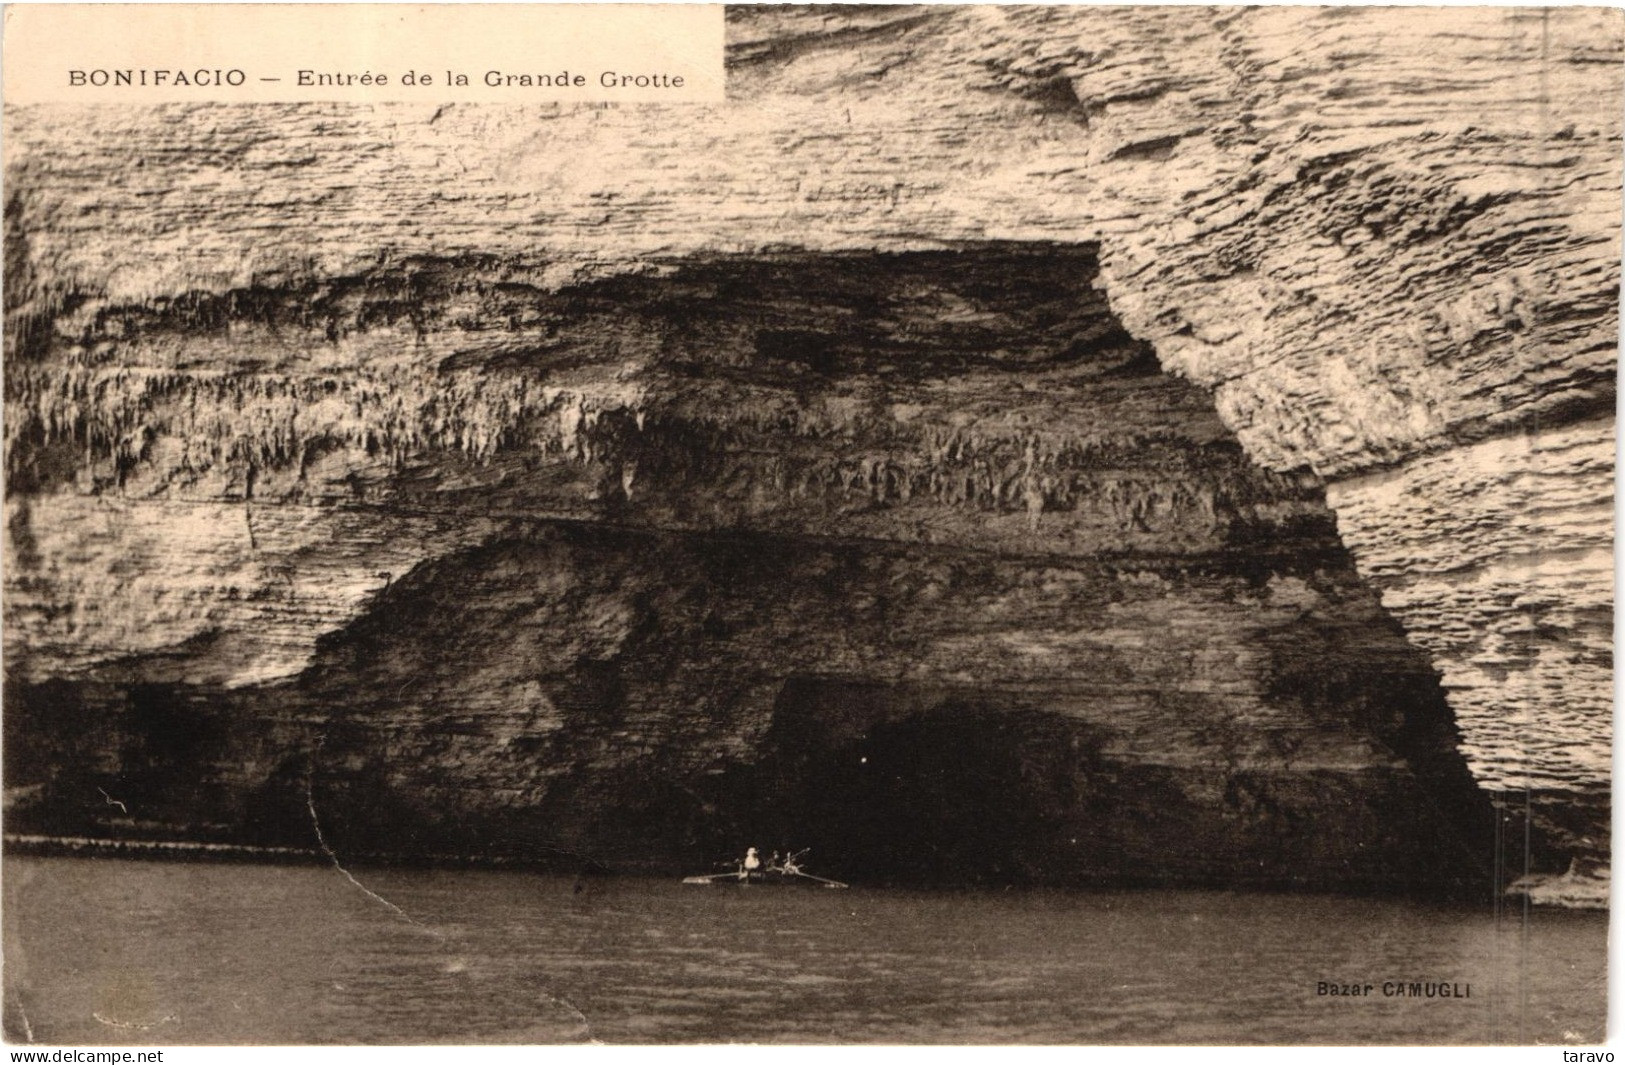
[1,856,1606,1045]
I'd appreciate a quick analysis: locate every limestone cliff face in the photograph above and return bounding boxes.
[3,6,1616,893]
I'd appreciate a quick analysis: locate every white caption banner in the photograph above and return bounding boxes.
[3,4,725,104]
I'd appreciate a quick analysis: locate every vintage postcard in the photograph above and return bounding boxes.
[1,2,1616,1048]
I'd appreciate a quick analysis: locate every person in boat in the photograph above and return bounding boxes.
[739,847,762,880]
[781,849,805,876]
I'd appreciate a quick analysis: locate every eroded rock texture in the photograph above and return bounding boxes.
[4,6,1617,896]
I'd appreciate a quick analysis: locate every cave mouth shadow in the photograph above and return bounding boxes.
[731,678,1110,888]
[704,675,1501,898]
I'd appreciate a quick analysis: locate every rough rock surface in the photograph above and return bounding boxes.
[3,6,1617,893]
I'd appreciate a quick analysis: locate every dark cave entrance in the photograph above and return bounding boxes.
[6,242,1503,895]
[742,678,1113,886]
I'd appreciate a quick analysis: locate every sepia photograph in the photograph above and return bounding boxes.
[0,2,1617,1047]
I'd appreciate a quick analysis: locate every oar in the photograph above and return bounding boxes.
[789,870,849,888]
[682,870,747,882]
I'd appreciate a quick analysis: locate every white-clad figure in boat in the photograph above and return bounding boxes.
[781,850,804,876]
[740,847,762,880]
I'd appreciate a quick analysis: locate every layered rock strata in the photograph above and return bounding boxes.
[4,5,1617,893]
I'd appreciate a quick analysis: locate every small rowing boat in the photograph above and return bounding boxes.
[681,868,849,888]
[683,848,849,889]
